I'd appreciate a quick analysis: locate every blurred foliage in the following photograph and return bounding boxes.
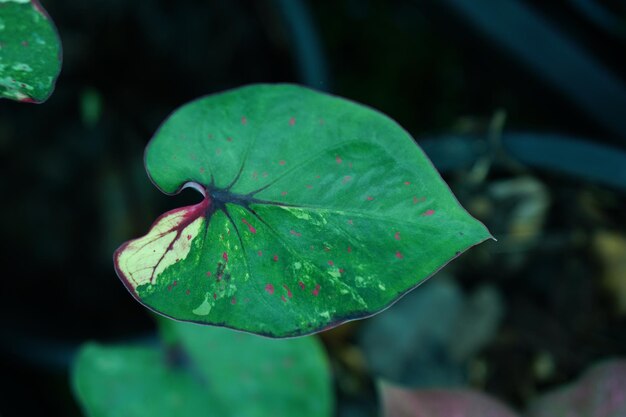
[0,0,61,102]
[527,360,626,417]
[380,360,626,416]
[1,0,625,416]
[73,320,332,417]
[380,384,519,417]
[359,277,504,388]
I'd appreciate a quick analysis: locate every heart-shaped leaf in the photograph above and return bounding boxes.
[527,360,626,417]
[0,0,62,102]
[380,383,519,417]
[72,320,333,417]
[114,84,493,337]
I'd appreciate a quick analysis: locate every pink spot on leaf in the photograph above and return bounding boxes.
[281,191,288,196]
[347,246,352,253]
[312,284,320,296]
[231,297,237,305]
[335,155,342,164]
[273,254,279,262]
[173,280,178,287]
[305,184,313,189]
[213,293,217,300]
[185,289,190,295]
[339,268,345,274]
[265,284,274,295]
[404,181,411,185]
[226,137,233,142]
[289,117,296,126]
[395,251,404,259]
[257,250,263,256]
[206,271,212,277]
[222,252,229,262]
[342,176,352,184]
[241,219,257,234]
[394,232,401,240]
[281,295,287,302]
[299,281,306,290]
[366,196,374,201]
[290,230,302,237]
[241,116,247,125]
[328,260,334,266]
[422,209,435,216]
[187,234,192,240]
[279,160,286,166]
[283,285,292,298]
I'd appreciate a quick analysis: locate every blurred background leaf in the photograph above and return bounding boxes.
[0,0,62,102]
[527,360,626,417]
[380,383,519,417]
[73,319,333,417]
[358,277,504,388]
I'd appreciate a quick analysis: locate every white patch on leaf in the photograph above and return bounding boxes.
[192,294,212,316]
[12,63,32,72]
[117,208,204,289]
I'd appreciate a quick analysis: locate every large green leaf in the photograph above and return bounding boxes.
[72,320,333,417]
[0,0,61,102]
[114,84,493,337]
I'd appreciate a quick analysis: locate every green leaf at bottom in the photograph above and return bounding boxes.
[72,321,333,417]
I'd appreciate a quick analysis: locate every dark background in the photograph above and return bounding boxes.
[1,0,626,416]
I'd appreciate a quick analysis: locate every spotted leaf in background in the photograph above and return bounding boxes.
[0,0,61,102]
[114,84,493,337]
[72,320,333,417]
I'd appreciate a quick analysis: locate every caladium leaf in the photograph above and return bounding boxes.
[114,84,493,337]
[72,321,333,417]
[0,0,61,102]
[527,360,626,417]
[380,383,519,417]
